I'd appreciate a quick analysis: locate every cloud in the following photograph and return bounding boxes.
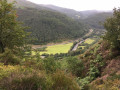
[27,0,120,11]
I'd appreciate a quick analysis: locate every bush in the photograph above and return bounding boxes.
[67,57,85,77]
[50,71,80,90]
[77,76,90,90]
[90,75,120,90]
[0,67,52,90]
[0,48,20,65]
[43,57,61,73]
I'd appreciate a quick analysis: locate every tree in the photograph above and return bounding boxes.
[0,0,28,53]
[103,8,120,49]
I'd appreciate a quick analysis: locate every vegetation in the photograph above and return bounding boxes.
[84,38,95,44]
[0,0,28,53]
[17,7,88,44]
[32,43,73,55]
[103,8,120,49]
[0,0,120,90]
[82,12,112,29]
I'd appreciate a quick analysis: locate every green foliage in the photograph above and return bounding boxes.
[0,67,52,90]
[67,57,85,77]
[51,71,80,90]
[77,76,90,90]
[0,0,28,53]
[0,48,20,65]
[0,63,17,81]
[43,57,61,73]
[103,8,120,49]
[77,52,104,89]
[89,65,100,80]
[17,7,88,44]
[0,57,80,90]
[89,54,103,81]
[90,75,120,90]
[82,12,112,29]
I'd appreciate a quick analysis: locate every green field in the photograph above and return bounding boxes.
[78,46,85,49]
[32,43,73,55]
[84,38,95,44]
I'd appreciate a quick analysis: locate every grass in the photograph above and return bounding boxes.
[84,38,95,44]
[78,46,85,49]
[32,43,73,55]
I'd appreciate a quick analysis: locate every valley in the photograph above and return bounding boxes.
[32,43,73,55]
[0,0,120,90]
[31,29,95,55]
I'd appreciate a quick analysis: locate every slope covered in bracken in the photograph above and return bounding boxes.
[78,41,120,89]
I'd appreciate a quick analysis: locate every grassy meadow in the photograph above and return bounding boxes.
[84,38,95,44]
[78,46,85,49]
[32,43,73,55]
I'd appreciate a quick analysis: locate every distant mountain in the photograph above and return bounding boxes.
[7,0,113,44]
[8,0,52,10]
[17,7,88,44]
[40,5,112,20]
[7,0,88,44]
[80,10,103,18]
[81,12,112,29]
[40,5,84,19]
[42,4,113,29]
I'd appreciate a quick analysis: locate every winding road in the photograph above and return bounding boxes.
[72,29,93,51]
[72,40,84,51]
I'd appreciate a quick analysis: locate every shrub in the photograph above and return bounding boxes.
[77,76,90,90]
[51,71,80,90]
[0,67,52,90]
[0,48,20,65]
[0,63,17,80]
[43,57,61,73]
[90,76,120,90]
[67,57,85,77]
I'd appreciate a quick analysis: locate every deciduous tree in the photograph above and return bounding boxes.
[0,0,28,53]
[104,8,120,49]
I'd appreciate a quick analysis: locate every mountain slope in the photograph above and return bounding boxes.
[40,5,83,19]
[40,5,112,20]
[82,12,112,29]
[39,4,113,29]
[8,0,51,10]
[78,41,120,89]
[7,0,89,44]
[17,7,88,44]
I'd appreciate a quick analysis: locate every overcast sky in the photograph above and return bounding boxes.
[27,0,120,11]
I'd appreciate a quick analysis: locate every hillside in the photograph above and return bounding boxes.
[40,4,113,29]
[8,0,51,10]
[41,5,110,20]
[17,7,88,44]
[81,12,112,29]
[7,0,88,44]
[0,1,120,90]
[6,1,108,45]
[40,5,84,19]
[77,41,120,89]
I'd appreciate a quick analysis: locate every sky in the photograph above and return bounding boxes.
[27,0,120,11]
